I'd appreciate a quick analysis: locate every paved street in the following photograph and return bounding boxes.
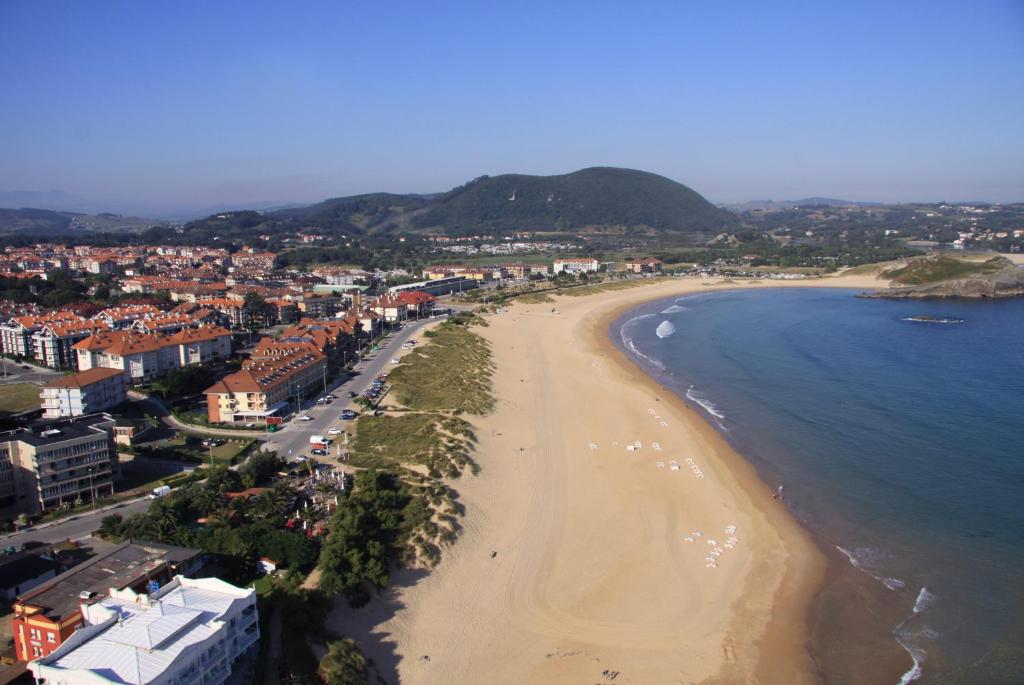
[0,497,151,549]
[264,316,439,463]
[0,317,439,552]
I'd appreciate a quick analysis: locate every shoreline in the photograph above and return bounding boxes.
[603,284,915,684]
[592,289,829,684]
[328,273,911,683]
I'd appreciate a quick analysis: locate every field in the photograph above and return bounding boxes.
[136,434,255,466]
[0,382,41,414]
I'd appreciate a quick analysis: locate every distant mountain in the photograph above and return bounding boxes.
[159,168,740,243]
[0,190,91,212]
[412,167,736,235]
[0,207,164,237]
[723,197,883,212]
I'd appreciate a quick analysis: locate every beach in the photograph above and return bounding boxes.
[328,272,896,684]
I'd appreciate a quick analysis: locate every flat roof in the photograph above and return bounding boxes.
[16,541,199,621]
[13,414,114,447]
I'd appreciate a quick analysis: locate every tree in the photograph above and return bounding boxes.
[243,292,271,331]
[99,514,125,540]
[318,639,369,685]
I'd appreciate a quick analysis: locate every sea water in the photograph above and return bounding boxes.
[615,288,1024,684]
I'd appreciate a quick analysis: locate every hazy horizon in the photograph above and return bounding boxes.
[2,1,1022,216]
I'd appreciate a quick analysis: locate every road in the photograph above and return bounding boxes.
[264,317,439,463]
[0,497,151,548]
[0,318,438,551]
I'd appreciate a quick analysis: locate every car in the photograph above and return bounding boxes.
[324,394,337,400]
[310,448,328,456]
[348,391,357,398]
[328,428,342,435]
[340,410,359,420]
[297,415,314,421]
[390,358,400,364]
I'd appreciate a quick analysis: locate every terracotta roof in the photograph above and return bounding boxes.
[43,366,125,388]
[205,349,325,395]
[165,326,231,344]
[43,320,110,338]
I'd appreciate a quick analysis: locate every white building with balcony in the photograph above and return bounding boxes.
[40,367,128,419]
[28,575,259,685]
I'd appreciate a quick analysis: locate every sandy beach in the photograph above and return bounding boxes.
[329,272,892,684]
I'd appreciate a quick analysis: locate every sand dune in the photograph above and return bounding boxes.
[328,274,885,684]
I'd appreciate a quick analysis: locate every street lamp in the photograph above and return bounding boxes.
[87,466,96,510]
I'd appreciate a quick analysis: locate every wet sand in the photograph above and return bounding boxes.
[328,272,910,684]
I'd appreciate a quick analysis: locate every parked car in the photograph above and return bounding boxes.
[297,415,314,421]
[340,410,359,420]
[328,428,342,435]
[310,448,328,456]
[324,394,337,400]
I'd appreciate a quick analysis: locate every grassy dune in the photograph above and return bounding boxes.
[882,255,1008,285]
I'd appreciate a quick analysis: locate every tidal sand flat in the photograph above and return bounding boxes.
[621,288,1024,684]
[329,272,900,684]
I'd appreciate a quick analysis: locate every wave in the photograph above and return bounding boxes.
[896,640,926,685]
[660,304,688,314]
[895,588,937,684]
[834,546,905,590]
[912,587,936,614]
[619,326,665,371]
[686,385,726,421]
[655,320,676,339]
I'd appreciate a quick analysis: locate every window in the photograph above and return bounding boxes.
[32,645,43,657]
[29,628,41,641]
[46,632,56,643]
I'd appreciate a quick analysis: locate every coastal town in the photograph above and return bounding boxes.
[0,239,709,684]
[3,3,1022,682]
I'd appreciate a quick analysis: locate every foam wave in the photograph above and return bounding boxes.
[660,304,688,314]
[912,587,936,614]
[834,546,905,590]
[895,588,937,684]
[619,327,665,370]
[686,385,726,420]
[896,640,926,685]
[655,320,676,339]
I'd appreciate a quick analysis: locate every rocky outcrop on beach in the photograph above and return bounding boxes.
[862,256,1024,299]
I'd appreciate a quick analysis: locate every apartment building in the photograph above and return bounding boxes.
[0,413,117,513]
[204,349,326,424]
[74,331,180,384]
[29,575,259,685]
[32,320,111,370]
[553,257,600,274]
[13,541,203,662]
[370,295,408,323]
[1,313,81,360]
[623,257,664,274]
[73,327,231,384]
[40,367,128,419]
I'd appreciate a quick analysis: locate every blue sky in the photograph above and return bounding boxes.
[1,0,1022,215]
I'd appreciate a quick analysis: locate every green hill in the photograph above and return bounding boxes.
[177,167,736,241]
[412,167,737,235]
[274,193,430,233]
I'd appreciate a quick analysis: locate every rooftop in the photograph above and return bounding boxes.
[30,576,255,685]
[15,541,200,621]
[41,367,125,389]
[10,413,115,448]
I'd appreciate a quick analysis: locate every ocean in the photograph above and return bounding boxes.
[614,287,1024,684]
